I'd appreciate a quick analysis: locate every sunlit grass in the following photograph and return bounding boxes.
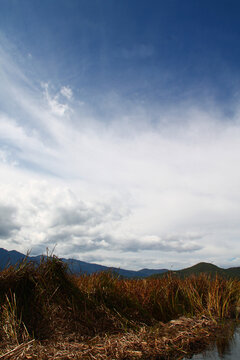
[75,271,240,323]
[0,256,239,351]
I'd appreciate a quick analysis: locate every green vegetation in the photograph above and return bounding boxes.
[0,257,239,359]
[152,261,240,279]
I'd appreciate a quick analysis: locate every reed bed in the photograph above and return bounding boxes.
[0,257,239,359]
[75,270,240,322]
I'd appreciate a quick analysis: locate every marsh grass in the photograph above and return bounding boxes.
[75,272,240,323]
[0,256,239,358]
[2,292,30,344]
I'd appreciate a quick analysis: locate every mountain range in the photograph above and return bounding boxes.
[1,248,240,278]
[0,248,167,278]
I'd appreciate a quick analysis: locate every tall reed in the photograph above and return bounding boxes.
[0,257,239,344]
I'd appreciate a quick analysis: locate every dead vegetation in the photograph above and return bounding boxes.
[0,256,239,359]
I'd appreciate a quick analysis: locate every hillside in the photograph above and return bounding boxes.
[174,262,226,277]
[153,262,240,279]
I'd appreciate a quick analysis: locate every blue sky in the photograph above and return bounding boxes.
[1,1,240,269]
[2,0,240,109]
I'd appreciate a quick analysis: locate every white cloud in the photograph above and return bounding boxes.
[42,83,70,117]
[0,205,20,238]
[0,178,133,256]
[60,86,73,100]
[1,38,240,269]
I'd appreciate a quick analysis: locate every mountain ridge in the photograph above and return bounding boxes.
[1,248,240,278]
[0,248,167,278]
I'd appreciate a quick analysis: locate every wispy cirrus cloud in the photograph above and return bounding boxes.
[42,83,72,117]
[1,37,240,269]
[60,86,73,100]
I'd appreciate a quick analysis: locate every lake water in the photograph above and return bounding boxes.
[183,324,240,360]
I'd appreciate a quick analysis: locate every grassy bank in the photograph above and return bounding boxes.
[0,257,239,359]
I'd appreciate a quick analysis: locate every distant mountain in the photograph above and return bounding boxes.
[60,258,168,278]
[152,262,240,279]
[2,249,239,279]
[0,248,26,269]
[0,248,167,278]
[172,262,227,277]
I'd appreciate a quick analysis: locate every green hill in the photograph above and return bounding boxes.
[152,262,240,279]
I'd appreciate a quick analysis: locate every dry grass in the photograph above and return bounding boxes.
[0,317,222,359]
[0,257,239,359]
[75,271,240,322]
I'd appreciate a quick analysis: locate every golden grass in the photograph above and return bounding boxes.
[75,271,240,322]
[0,257,239,359]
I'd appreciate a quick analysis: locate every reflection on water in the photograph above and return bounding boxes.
[183,323,240,360]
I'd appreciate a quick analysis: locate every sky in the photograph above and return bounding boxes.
[1,0,240,270]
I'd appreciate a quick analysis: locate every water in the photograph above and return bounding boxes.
[183,324,240,360]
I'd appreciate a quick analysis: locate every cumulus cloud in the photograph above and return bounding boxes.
[0,205,20,239]
[0,179,131,256]
[122,235,202,253]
